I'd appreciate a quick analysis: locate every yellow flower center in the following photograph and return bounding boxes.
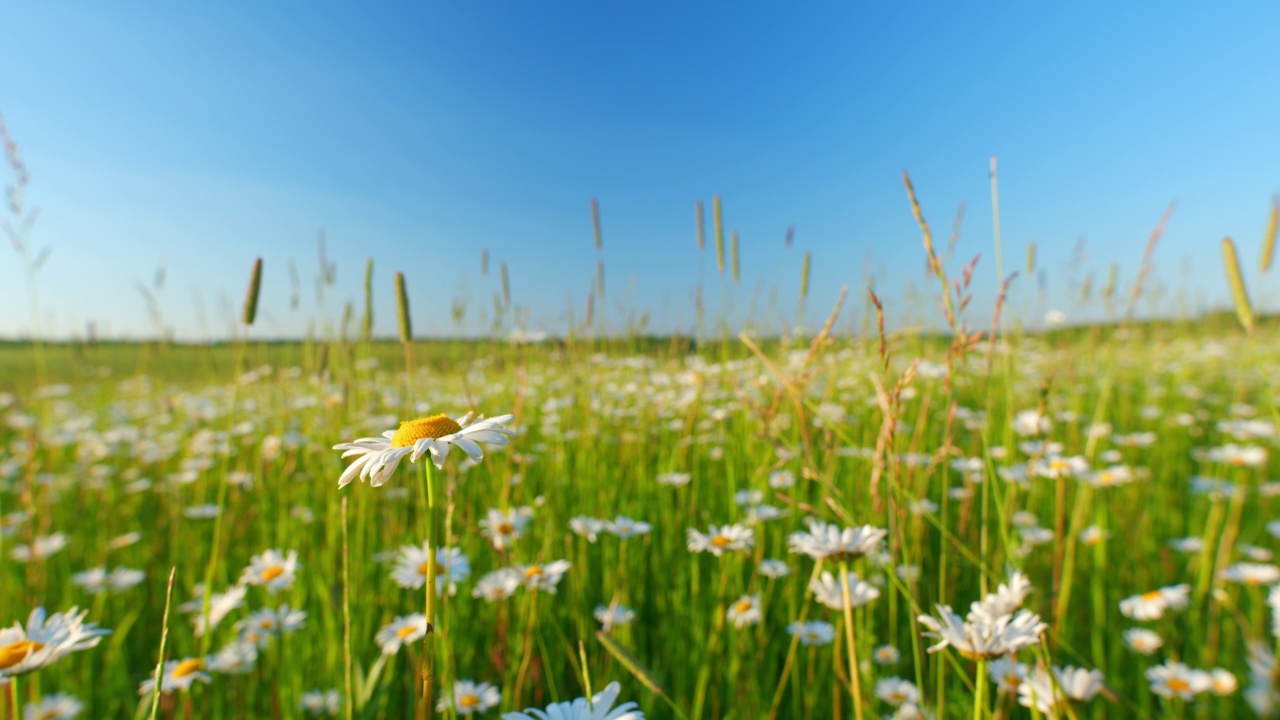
[1049,459,1069,471]
[497,522,515,535]
[391,415,463,448]
[173,658,205,678]
[260,619,274,629]
[1097,471,1114,485]
[889,692,906,703]
[710,535,733,548]
[524,565,544,579]
[0,640,43,669]
[396,625,418,639]
[459,695,480,708]
[1167,678,1190,693]
[418,561,431,575]
[1140,590,1163,602]
[260,565,285,582]
[734,600,754,614]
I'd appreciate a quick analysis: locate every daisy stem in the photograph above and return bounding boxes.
[973,659,988,720]
[418,459,439,718]
[839,561,864,720]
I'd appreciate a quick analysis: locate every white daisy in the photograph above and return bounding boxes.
[137,657,211,696]
[687,524,754,556]
[238,549,300,593]
[872,645,901,665]
[1018,665,1106,713]
[235,605,306,648]
[390,543,470,595]
[1119,584,1190,620]
[917,605,1046,660]
[473,568,522,602]
[1123,628,1163,654]
[22,693,82,720]
[976,570,1033,616]
[786,620,836,646]
[0,607,110,680]
[375,614,428,655]
[516,560,572,594]
[606,517,651,539]
[1220,562,1280,586]
[569,517,606,542]
[299,689,343,717]
[656,472,691,487]
[787,519,886,561]
[333,413,514,487]
[1147,661,1211,700]
[593,604,635,633]
[726,595,761,628]
[502,680,642,720]
[809,571,880,610]
[179,584,246,637]
[758,559,791,578]
[481,507,533,551]
[875,677,920,707]
[439,680,501,715]
[207,641,258,675]
[988,656,1028,691]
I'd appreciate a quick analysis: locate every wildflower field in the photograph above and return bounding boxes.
[5,279,1280,720]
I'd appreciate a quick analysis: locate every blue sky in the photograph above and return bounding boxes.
[2,3,1279,339]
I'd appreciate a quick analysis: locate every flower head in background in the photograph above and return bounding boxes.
[809,571,880,610]
[299,689,342,717]
[502,680,642,720]
[375,614,428,655]
[239,549,300,593]
[438,680,501,716]
[788,520,886,561]
[687,524,754,557]
[390,543,470,595]
[137,657,211,696]
[594,604,635,633]
[22,693,82,720]
[726,595,761,628]
[917,605,1045,660]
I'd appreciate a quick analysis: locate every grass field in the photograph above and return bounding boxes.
[3,292,1280,720]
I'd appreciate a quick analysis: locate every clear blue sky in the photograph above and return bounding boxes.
[2,2,1279,339]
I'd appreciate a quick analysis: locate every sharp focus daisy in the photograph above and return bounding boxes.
[787,519,886,561]
[917,605,1046,660]
[238,549,300,593]
[501,680,643,720]
[1119,584,1191,620]
[0,607,110,680]
[375,614,428,655]
[438,680,501,715]
[333,413,514,487]
[686,524,754,556]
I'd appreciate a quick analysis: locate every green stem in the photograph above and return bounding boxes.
[839,562,864,720]
[974,659,988,720]
[418,459,439,717]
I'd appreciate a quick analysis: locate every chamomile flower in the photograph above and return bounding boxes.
[481,507,533,551]
[1119,584,1190,621]
[875,678,920,707]
[1123,628,1164,654]
[208,640,258,675]
[439,680,501,715]
[473,568,522,602]
[976,570,1033,616]
[594,604,635,633]
[917,605,1046,660]
[516,560,571,593]
[687,524,754,556]
[375,614,428,655]
[299,689,342,717]
[872,645,901,665]
[0,607,110,680]
[989,656,1028,691]
[726,595,761,628]
[1017,665,1106,713]
[787,519,886,561]
[606,517,651,539]
[390,543,470,595]
[569,517,606,542]
[809,571,880,610]
[22,693,82,719]
[1220,562,1280,586]
[239,549,300,593]
[137,658,211,696]
[656,472,691,487]
[10,534,68,562]
[1209,668,1238,696]
[180,584,246,636]
[502,681,642,720]
[1146,661,1211,700]
[786,620,836,646]
[758,559,791,578]
[333,413,514,487]
[235,605,306,647]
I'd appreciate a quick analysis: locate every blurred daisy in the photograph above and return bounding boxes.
[1120,584,1191,620]
[1205,444,1267,468]
[733,489,764,507]
[517,560,571,593]
[503,681,642,720]
[438,680,501,715]
[0,607,110,680]
[1123,628,1164,654]
[875,678,920,707]
[569,517,606,542]
[11,533,68,562]
[989,656,1028,691]
[179,584,246,637]
[390,543,470,595]
[917,605,1045,660]
[22,693,82,720]
[333,413,514,487]
[208,641,258,675]
[1147,661,1211,700]
[375,614,428,655]
[786,620,836,646]
[809,571,880,610]
[235,605,306,647]
[1220,563,1280,586]
[1169,537,1204,554]
[1079,525,1109,546]
[1209,668,1238,696]
[473,568,522,602]
[73,567,145,594]
[758,559,791,578]
[1018,665,1105,713]
[481,507,533,551]
[687,524,754,556]
[606,517,651,539]
[726,595,761,628]
[137,657,211,696]
[769,470,794,489]
[239,549,300,593]
[594,604,635,633]
[299,689,342,717]
[788,519,886,561]
[656,472,691,487]
[872,645,901,665]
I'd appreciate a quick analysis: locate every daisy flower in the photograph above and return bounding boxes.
[207,641,258,675]
[137,658,211,696]
[11,533,68,562]
[655,472,691,487]
[1220,562,1280,586]
[875,678,920,707]
[299,689,343,717]
[917,605,1046,660]
[569,517,606,542]
[1017,665,1106,713]
[687,524,754,556]
[179,584,246,636]
[786,620,836,646]
[376,614,428,655]
[787,519,886,561]
[235,605,306,647]
[502,680,642,720]
[333,412,514,487]
[439,680,501,715]
[481,507,533,551]
[606,517,651,539]
[22,693,82,720]
[1209,668,1238,696]
[516,560,572,594]
[1205,444,1267,468]
[1119,584,1191,620]
[872,645,901,665]
[390,543,470,595]
[1146,661,1211,700]
[239,549,300,593]
[0,607,110,680]
[473,568,522,602]
[1123,628,1164,654]
[594,604,635,633]
[809,571,880,610]
[726,595,761,628]
[989,656,1028,691]
[758,559,791,578]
